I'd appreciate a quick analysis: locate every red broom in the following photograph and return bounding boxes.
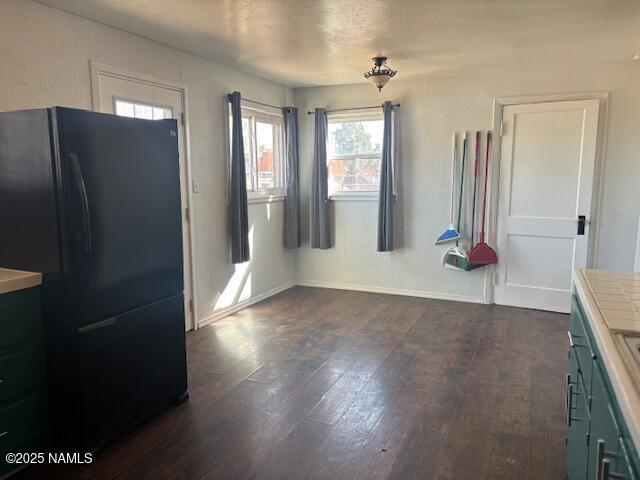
[468,131,498,268]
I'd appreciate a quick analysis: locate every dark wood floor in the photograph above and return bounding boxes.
[21,287,569,479]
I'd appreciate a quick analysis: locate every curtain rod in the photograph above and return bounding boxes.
[306,103,401,115]
[229,97,286,110]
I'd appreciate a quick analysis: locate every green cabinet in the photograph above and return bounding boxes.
[568,295,640,480]
[0,287,46,478]
[567,349,590,480]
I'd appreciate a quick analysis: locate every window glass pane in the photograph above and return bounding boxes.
[152,106,172,120]
[115,99,172,121]
[242,117,252,190]
[134,103,153,120]
[328,119,383,156]
[115,100,135,118]
[327,117,384,193]
[256,121,275,189]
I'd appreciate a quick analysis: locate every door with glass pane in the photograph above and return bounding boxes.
[92,66,195,331]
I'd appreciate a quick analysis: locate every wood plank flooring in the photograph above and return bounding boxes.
[19,287,569,479]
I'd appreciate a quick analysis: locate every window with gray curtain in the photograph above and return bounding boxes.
[283,107,300,248]
[228,91,250,263]
[377,101,394,252]
[311,108,331,249]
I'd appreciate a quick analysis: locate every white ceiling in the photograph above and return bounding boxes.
[37,0,640,87]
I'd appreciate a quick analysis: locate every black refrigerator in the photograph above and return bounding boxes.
[0,107,188,449]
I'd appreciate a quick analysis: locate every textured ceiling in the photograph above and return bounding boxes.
[37,0,640,87]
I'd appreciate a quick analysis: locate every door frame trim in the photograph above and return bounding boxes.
[487,91,610,305]
[89,61,200,330]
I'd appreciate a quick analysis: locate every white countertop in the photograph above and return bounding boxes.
[574,269,640,450]
[0,268,42,295]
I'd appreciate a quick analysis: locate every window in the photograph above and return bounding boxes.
[327,113,384,194]
[230,107,284,197]
[114,98,173,120]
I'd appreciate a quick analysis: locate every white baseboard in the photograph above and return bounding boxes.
[198,279,485,328]
[295,279,484,304]
[198,281,296,328]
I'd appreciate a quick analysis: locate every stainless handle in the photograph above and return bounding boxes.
[601,458,610,480]
[68,153,92,254]
[596,440,622,480]
[566,375,577,427]
[0,431,7,438]
[567,331,575,348]
[565,374,571,427]
[597,439,605,480]
[600,459,623,480]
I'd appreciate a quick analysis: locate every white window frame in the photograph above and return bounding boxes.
[229,103,285,203]
[327,111,384,201]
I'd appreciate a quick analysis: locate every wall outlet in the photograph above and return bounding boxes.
[192,178,200,193]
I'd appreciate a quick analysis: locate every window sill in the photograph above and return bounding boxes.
[330,192,379,203]
[248,193,286,204]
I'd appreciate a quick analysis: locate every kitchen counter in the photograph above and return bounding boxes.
[574,268,640,451]
[0,268,42,295]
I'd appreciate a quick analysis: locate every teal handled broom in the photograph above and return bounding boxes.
[443,132,469,271]
[468,131,498,269]
[436,132,461,244]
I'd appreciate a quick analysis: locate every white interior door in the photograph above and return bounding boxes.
[93,67,195,331]
[494,99,600,313]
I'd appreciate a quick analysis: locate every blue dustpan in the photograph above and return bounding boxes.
[436,224,461,244]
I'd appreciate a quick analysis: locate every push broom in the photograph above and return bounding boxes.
[468,131,498,268]
[436,132,461,244]
[443,132,469,271]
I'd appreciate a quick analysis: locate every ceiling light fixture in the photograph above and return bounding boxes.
[363,56,397,92]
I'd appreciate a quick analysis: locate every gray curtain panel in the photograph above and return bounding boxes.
[377,101,394,252]
[228,91,250,263]
[310,108,331,249]
[283,107,300,249]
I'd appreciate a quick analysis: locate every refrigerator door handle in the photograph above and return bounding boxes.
[77,317,118,333]
[68,153,92,254]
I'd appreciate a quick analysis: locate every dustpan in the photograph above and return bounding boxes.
[444,133,469,271]
[468,131,497,268]
[436,133,461,244]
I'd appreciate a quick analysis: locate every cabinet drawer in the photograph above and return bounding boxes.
[0,393,43,454]
[0,288,41,350]
[0,344,43,403]
[570,296,595,391]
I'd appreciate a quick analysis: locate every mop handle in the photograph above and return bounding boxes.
[449,132,457,222]
[480,131,492,243]
[474,131,480,177]
[471,130,480,247]
[456,135,467,232]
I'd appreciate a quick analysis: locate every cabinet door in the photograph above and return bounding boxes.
[567,350,590,480]
[589,364,636,480]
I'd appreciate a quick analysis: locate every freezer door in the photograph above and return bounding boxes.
[55,108,183,326]
[74,293,187,449]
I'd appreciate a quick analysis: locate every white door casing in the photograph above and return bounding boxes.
[494,99,600,313]
[90,62,197,331]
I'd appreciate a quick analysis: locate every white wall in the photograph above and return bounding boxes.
[294,61,640,302]
[3,0,638,313]
[0,0,296,325]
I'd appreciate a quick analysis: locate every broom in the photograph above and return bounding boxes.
[443,132,469,271]
[436,132,461,244]
[468,131,498,268]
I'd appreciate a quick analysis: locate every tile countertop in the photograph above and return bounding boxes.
[0,268,43,295]
[574,269,640,451]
